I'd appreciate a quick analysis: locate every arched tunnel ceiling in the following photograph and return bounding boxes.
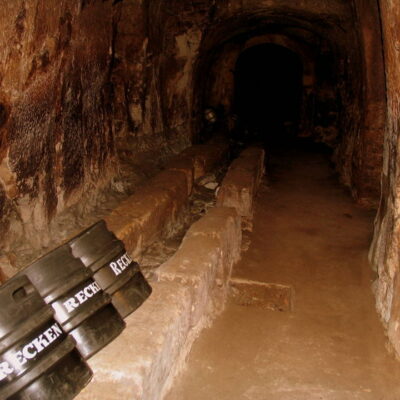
[193,0,359,84]
[199,8,356,54]
[0,0,384,274]
[193,4,360,105]
[192,5,359,128]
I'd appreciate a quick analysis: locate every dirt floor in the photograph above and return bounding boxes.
[166,144,400,400]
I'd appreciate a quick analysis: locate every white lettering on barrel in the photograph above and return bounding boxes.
[0,361,14,380]
[109,252,133,276]
[83,285,94,298]
[13,350,28,366]
[51,323,63,337]
[22,343,37,360]
[32,332,52,353]
[63,297,80,313]
[3,322,63,376]
[75,290,86,304]
[43,323,62,342]
[31,334,46,352]
[62,281,101,313]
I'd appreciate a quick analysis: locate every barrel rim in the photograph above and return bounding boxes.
[0,336,85,399]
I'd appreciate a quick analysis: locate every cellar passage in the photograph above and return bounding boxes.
[1,0,400,382]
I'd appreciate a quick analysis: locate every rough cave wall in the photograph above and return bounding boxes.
[346,0,385,207]
[0,0,215,272]
[118,0,208,152]
[370,0,400,358]
[0,0,120,260]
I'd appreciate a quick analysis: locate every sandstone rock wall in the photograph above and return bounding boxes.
[0,1,118,253]
[0,0,209,266]
[369,0,400,359]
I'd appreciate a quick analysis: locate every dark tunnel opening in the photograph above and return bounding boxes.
[233,44,303,147]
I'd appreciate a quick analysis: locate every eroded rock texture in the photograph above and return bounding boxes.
[369,0,400,359]
[0,1,118,257]
[0,0,205,265]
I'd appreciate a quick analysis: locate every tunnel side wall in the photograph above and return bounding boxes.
[370,0,400,359]
[0,1,146,261]
[0,1,119,256]
[0,0,207,269]
[350,0,385,207]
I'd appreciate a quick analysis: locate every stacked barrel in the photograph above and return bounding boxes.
[0,220,151,399]
[68,220,152,319]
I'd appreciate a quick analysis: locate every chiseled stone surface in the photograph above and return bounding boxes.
[217,147,265,218]
[104,142,231,261]
[236,147,266,191]
[164,155,195,196]
[217,168,255,217]
[158,235,222,328]
[77,281,193,400]
[185,207,242,282]
[104,168,191,260]
[181,142,229,180]
[157,207,241,326]
[147,170,190,225]
[105,186,178,260]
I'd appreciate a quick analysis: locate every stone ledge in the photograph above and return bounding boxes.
[164,155,195,196]
[216,147,265,218]
[230,147,265,192]
[103,141,229,262]
[105,185,180,260]
[184,207,242,285]
[76,281,193,400]
[74,143,241,400]
[76,206,242,400]
[157,207,241,327]
[180,142,229,180]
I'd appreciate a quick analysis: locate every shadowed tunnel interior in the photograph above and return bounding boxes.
[194,18,351,162]
[233,44,303,145]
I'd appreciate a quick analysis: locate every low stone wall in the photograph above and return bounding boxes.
[180,142,230,180]
[76,145,266,400]
[103,141,229,261]
[77,206,241,400]
[216,147,265,218]
[104,170,189,261]
[157,207,242,326]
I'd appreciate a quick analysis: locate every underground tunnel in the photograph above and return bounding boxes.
[0,0,400,399]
